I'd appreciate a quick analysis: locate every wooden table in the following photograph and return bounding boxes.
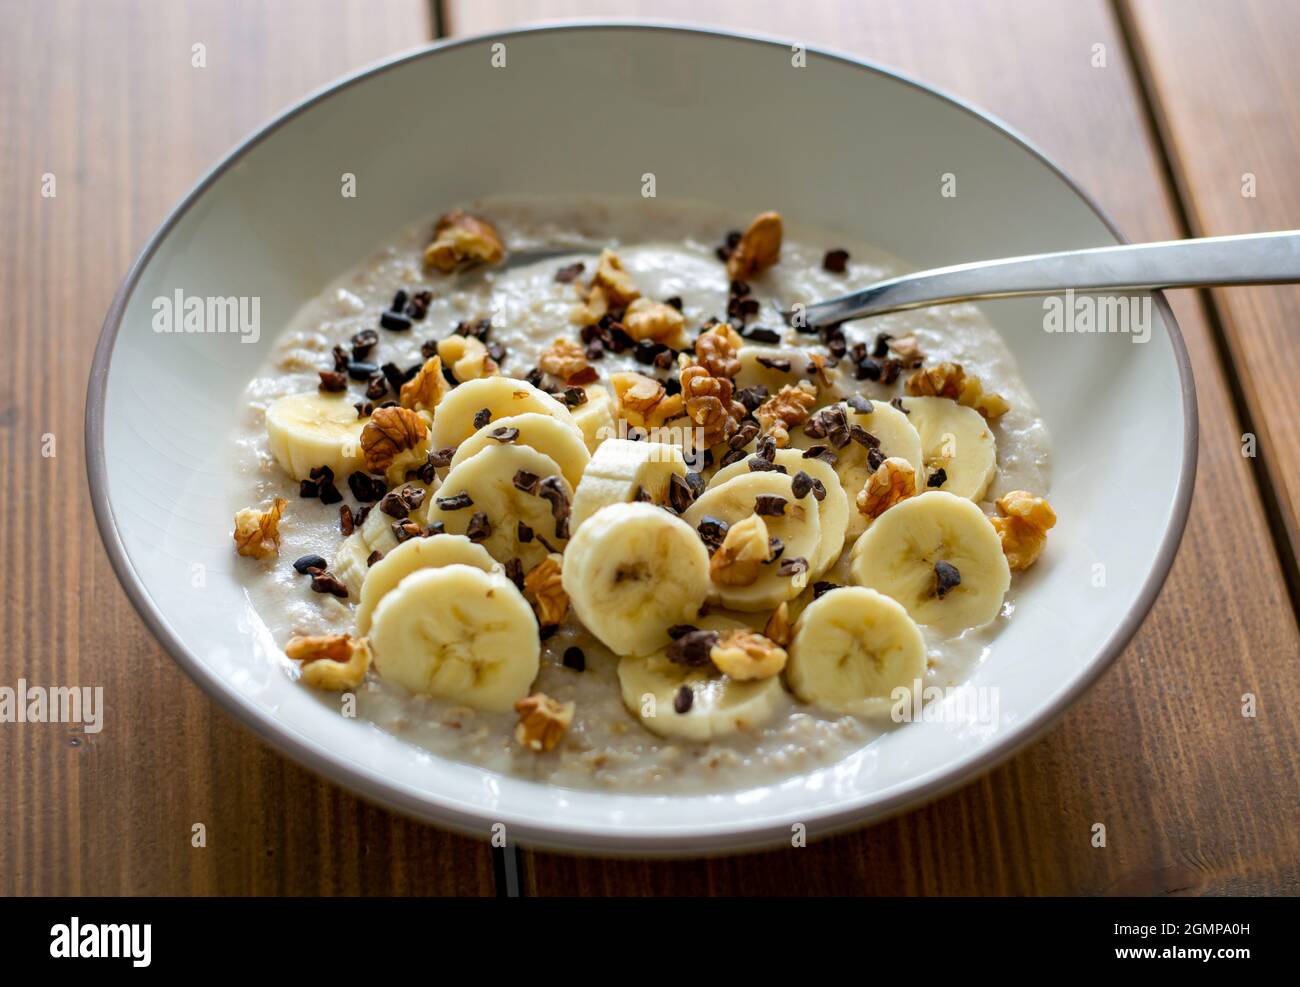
[3,0,1296,896]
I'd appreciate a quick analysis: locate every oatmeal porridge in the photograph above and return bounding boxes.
[229,196,1054,794]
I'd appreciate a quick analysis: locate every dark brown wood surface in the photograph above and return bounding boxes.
[446,0,1300,895]
[0,0,497,896]
[1123,0,1300,578]
[3,0,1297,896]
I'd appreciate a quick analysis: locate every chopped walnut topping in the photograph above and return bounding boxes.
[680,364,745,445]
[623,297,686,344]
[991,490,1057,570]
[571,282,609,326]
[423,209,504,272]
[754,380,817,447]
[957,375,1011,420]
[709,514,772,586]
[764,601,792,647]
[855,456,917,519]
[905,361,966,400]
[890,334,925,363]
[523,553,568,625]
[233,497,286,559]
[361,406,427,473]
[806,352,834,389]
[592,248,641,306]
[694,324,743,379]
[284,633,372,690]
[438,333,499,382]
[399,355,449,413]
[906,361,1010,419]
[710,629,788,681]
[611,371,683,428]
[538,336,589,381]
[514,692,575,752]
[726,211,783,280]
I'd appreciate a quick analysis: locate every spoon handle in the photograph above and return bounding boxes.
[803,229,1300,326]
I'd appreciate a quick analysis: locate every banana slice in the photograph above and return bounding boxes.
[569,384,617,453]
[710,449,848,579]
[449,412,590,489]
[682,471,821,611]
[789,399,924,539]
[368,564,539,712]
[265,391,367,481]
[562,502,711,657]
[897,396,996,501]
[786,586,926,715]
[570,438,689,531]
[428,375,575,450]
[333,497,417,598]
[850,491,1010,634]
[421,444,572,569]
[617,615,787,741]
[355,533,499,635]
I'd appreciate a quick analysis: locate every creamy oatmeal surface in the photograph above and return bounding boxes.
[230,196,1053,794]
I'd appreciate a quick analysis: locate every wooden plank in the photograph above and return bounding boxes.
[0,0,498,895]
[1122,0,1300,575]
[447,0,1300,895]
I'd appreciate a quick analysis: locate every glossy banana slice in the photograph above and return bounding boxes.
[428,375,575,450]
[850,491,1010,634]
[368,564,539,712]
[265,390,367,481]
[789,399,924,538]
[897,396,996,501]
[786,586,926,715]
[709,448,848,579]
[448,411,590,489]
[570,438,688,531]
[617,615,787,741]
[355,533,499,634]
[562,502,711,657]
[421,443,572,569]
[568,384,617,453]
[682,471,821,611]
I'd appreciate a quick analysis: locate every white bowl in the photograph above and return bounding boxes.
[87,23,1195,854]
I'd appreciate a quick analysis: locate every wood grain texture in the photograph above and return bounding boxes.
[1122,0,1300,576]
[448,0,1300,896]
[0,0,498,895]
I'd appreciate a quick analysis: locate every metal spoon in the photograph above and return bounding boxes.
[796,230,1300,328]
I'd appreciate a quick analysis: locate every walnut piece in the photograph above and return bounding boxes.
[233,497,286,559]
[694,324,742,379]
[438,333,499,382]
[570,282,609,326]
[727,211,783,280]
[710,629,788,681]
[856,457,917,519]
[400,355,449,413]
[957,375,1011,420]
[709,514,772,586]
[680,364,745,445]
[523,553,568,625]
[624,297,686,345]
[905,361,966,400]
[907,361,1010,419]
[890,334,925,363]
[424,209,504,272]
[592,248,640,306]
[514,692,575,752]
[538,336,589,381]
[362,405,427,473]
[285,633,372,690]
[754,380,817,447]
[991,490,1057,570]
[611,371,683,429]
[763,601,792,647]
